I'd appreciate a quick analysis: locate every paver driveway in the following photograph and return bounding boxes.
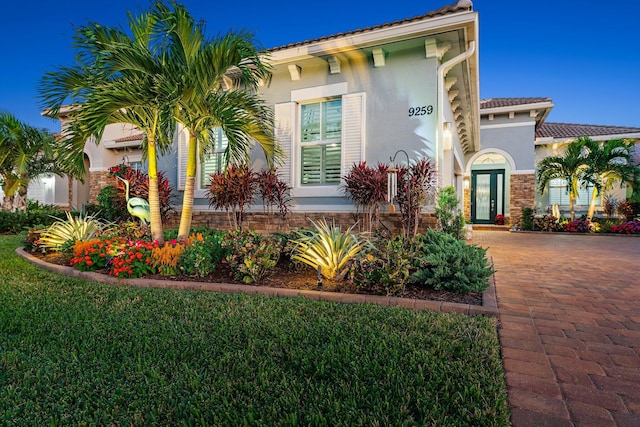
[472,231,640,427]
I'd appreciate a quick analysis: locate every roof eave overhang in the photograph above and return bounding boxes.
[267,11,477,65]
[535,132,640,145]
[480,101,555,116]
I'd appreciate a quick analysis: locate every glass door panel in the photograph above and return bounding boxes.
[471,170,505,224]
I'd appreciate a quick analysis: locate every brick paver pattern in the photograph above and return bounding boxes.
[472,231,640,427]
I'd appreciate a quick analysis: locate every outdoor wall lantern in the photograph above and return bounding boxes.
[443,121,453,150]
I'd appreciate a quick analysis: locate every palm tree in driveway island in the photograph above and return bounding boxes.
[152,1,278,239]
[581,137,639,221]
[537,138,591,221]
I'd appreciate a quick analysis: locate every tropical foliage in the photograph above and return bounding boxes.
[0,112,79,211]
[537,136,639,221]
[341,161,389,232]
[394,158,438,238]
[38,212,112,252]
[581,138,638,220]
[291,219,369,280]
[38,4,178,242]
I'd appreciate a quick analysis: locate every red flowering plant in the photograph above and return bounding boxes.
[70,238,124,271]
[109,240,159,278]
[494,214,505,225]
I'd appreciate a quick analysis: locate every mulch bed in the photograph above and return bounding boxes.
[32,251,483,306]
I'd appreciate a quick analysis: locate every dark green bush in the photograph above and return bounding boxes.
[0,202,66,233]
[95,185,129,222]
[410,229,494,294]
[520,208,534,230]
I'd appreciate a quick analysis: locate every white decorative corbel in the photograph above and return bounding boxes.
[445,76,457,91]
[372,48,386,67]
[327,56,341,74]
[529,109,538,118]
[288,64,302,81]
[425,38,452,60]
[448,90,459,103]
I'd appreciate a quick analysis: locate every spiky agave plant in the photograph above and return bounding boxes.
[291,218,369,280]
[38,212,112,252]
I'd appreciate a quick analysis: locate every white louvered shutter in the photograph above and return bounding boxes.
[177,129,189,190]
[342,92,365,175]
[274,102,295,186]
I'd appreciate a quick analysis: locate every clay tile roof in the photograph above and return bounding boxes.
[114,133,144,143]
[268,1,473,52]
[536,123,640,138]
[480,97,552,109]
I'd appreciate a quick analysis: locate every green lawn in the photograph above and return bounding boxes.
[0,234,510,426]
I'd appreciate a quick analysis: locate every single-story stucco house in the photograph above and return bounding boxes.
[28,0,640,229]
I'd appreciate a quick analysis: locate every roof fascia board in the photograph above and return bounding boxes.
[535,133,640,145]
[481,101,554,116]
[268,11,476,64]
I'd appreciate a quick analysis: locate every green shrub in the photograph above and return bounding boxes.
[0,202,66,233]
[95,185,128,222]
[434,185,465,239]
[410,229,494,294]
[520,208,534,230]
[291,219,369,280]
[179,231,227,278]
[349,233,413,295]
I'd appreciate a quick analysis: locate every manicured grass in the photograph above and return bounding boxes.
[1,234,510,425]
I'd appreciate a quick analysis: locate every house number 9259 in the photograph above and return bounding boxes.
[408,105,434,116]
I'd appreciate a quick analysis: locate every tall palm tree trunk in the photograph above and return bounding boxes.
[569,196,576,221]
[147,139,164,243]
[587,187,599,221]
[177,133,198,239]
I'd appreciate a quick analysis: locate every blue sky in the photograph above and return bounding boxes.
[2,1,639,132]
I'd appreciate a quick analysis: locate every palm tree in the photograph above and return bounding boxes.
[0,112,73,211]
[39,7,176,242]
[581,137,638,221]
[153,2,278,239]
[537,138,590,221]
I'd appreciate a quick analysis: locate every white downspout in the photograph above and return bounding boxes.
[436,40,476,185]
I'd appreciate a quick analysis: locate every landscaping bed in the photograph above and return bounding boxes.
[33,250,484,306]
[1,234,510,425]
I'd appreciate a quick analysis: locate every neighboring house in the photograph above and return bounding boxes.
[41,0,639,227]
[472,98,640,224]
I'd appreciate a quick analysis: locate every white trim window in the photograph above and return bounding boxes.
[177,126,229,197]
[300,99,342,185]
[274,84,365,198]
[548,178,595,206]
[200,128,228,187]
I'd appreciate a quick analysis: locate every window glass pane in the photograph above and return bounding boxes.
[548,178,595,206]
[475,174,491,221]
[323,100,342,141]
[201,153,224,186]
[301,146,322,184]
[301,103,321,143]
[300,99,343,186]
[324,143,342,183]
